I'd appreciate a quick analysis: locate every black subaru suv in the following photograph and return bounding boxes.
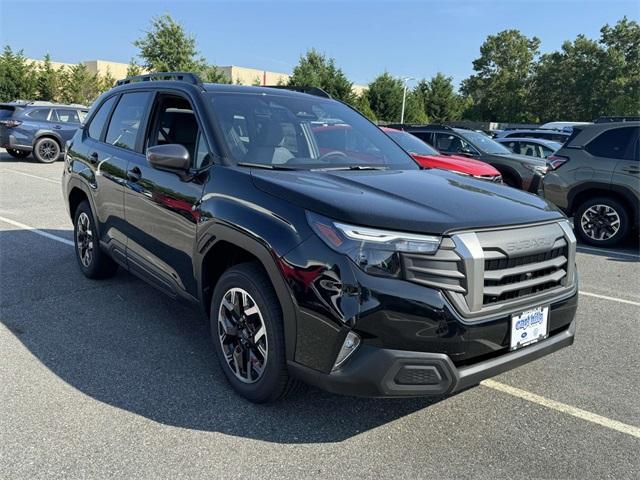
[63,73,578,403]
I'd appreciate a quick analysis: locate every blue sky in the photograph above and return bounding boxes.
[1,0,638,86]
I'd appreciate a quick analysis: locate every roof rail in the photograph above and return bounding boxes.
[385,123,454,131]
[262,85,332,99]
[116,72,203,86]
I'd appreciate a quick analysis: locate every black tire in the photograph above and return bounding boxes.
[33,137,61,163]
[210,262,297,403]
[73,200,118,279]
[575,197,630,247]
[6,148,30,159]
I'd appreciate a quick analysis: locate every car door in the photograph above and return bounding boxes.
[80,91,153,260]
[123,91,210,299]
[612,127,640,195]
[52,108,83,143]
[584,126,637,189]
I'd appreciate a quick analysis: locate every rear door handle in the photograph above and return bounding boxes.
[127,166,142,182]
[622,166,639,174]
[53,125,62,130]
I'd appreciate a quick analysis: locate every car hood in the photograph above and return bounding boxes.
[251,168,563,235]
[411,153,500,176]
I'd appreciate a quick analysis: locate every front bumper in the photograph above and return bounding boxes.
[290,319,575,397]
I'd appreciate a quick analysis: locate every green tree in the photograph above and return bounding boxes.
[126,58,143,77]
[60,63,100,105]
[100,67,116,92]
[352,91,377,121]
[0,46,38,102]
[36,54,60,101]
[288,49,355,103]
[366,73,426,123]
[201,65,230,84]
[133,14,206,72]
[416,73,463,122]
[461,30,540,121]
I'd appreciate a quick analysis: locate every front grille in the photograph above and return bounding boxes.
[402,221,577,318]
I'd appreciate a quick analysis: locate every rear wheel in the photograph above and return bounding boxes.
[33,137,61,163]
[575,197,629,247]
[6,148,30,159]
[73,200,118,278]
[210,262,297,403]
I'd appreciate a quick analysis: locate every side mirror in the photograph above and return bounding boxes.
[146,144,190,171]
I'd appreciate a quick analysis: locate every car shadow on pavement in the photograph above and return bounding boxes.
[0,228,445,444]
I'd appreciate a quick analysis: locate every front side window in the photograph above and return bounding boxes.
[586,127,637,160]
[105,92,152,151]
[55,109,80,123]
[458,130,512,155]
[27,109,51,121]
[434,132,478,156]
[386,130,440,156]
[88,96,117,140]
[208,92,418,170]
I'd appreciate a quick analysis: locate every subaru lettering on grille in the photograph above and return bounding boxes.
[505,237,553,253]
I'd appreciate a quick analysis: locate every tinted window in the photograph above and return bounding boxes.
[386,130,439,156]
[586,127,636,160]
[195,133,210,168]
[0,106,16,119]
[458,130,511,154]
[79,110,88,122]
[434,132,479,155]
[55,109,80,123]
[106,92,152,151]
[27,109,50,121]
[88,96,117,140]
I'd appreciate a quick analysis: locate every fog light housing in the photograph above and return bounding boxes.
[332,331,361,371]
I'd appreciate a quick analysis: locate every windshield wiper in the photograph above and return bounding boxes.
[237,162,298,170]
[311,165,389,171]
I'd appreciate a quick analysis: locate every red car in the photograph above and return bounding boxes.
[381,127,502,182]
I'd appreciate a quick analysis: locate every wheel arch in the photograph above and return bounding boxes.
[33,130,64,149]
[66,179,102,240]
[568,182,638,224]
[196,224,298,360]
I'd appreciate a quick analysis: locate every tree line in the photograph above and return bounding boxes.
[1,14,637,123]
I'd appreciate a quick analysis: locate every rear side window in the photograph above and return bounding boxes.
[26,109,51,121]
[55,109,80,123]
[88,96,117,140]
[586,127,636,160]
[105,92,152,151]
[0,106,16,119]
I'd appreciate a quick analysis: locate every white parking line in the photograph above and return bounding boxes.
[577,245,640,259]
[482,379,640,439]
[1,168,60,184]
[580,291,640,307]
[0,216,73,246]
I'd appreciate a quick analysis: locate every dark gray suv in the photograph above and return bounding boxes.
[0,102,88,163]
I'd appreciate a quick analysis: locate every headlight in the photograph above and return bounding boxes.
[524,163,549,175]
[306,211,441,277]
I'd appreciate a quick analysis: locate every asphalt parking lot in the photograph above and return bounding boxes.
[1,150,639,479]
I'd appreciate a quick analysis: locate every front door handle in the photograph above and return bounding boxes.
[53,125,62,130]
[89,151,99,164]
[622,166,639,174]
[127,166,142,182]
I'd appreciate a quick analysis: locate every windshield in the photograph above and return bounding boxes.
[208,92,419,170]
[385,129,439,156]
[459,130,513,155]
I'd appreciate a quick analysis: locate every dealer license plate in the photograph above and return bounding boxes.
[510,306,549,350]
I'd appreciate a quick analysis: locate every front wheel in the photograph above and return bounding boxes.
[575,197,630,247]
[6,148,30,159]
[73,200,118,278]
[210,263,297,403]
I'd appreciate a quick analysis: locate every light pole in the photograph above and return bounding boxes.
[400,76,415,124]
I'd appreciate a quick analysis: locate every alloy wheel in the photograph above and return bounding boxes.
[218,287,268,384]
[38,140,59,161]
[76,212,94,267]
[580,204,621,241]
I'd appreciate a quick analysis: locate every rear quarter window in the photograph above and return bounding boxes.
[585,127,637,160]
[26,109,51,121]
[0,106,16,119]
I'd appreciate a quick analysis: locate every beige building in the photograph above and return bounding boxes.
[29,58,366,94]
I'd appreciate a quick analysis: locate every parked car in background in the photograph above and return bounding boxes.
[0,101,88,163]
[495,137,561,159]
[388,124,548,192]
[381,127,502,182]
[494,128,571,143]
[543,121,639,246]
[540,121,591,130]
